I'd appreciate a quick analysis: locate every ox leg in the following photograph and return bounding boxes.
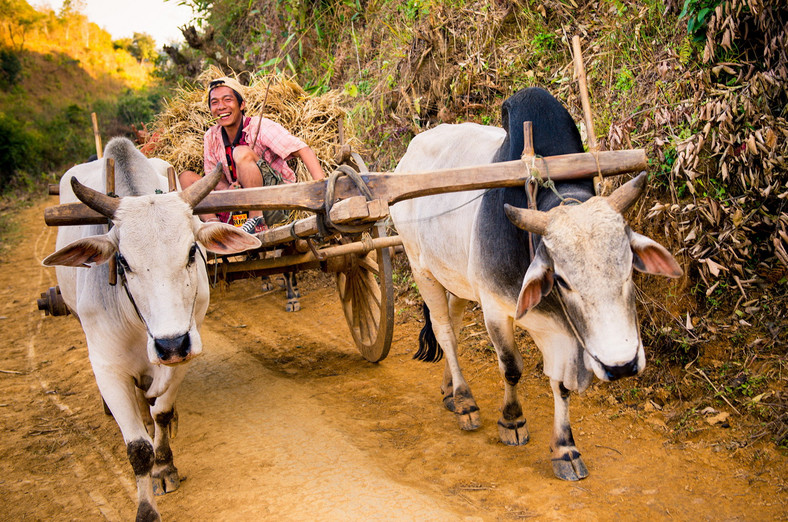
[484,315,528,446]
[94,372,160,521]
[148,379,184,496]
[417,277,480,431]
[440,293,469,411]
[150,405,180,495]
[549,379,589,481]
[284,271,301,312]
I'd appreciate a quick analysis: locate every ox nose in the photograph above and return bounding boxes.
[154,334,191,363]
[601,358,639,381]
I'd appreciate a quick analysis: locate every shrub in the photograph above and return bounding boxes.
[0,48,22,89]
[0,114,33,192]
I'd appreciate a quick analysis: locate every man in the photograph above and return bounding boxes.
[179,76,326,233]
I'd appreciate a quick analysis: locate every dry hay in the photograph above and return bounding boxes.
[143,66,364,182]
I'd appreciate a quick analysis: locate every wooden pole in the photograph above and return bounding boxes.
[167,167,177,192]
[521,121,534,159]
[91,112,103,159]
[572,35,597,152]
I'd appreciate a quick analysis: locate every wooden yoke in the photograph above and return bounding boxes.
[44,149,648,227]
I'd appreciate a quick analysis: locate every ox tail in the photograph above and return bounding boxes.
[414,302,444,363]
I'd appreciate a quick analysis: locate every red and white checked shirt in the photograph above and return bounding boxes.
[203,116,306,185]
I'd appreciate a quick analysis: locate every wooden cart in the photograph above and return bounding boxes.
[41,142,647,363]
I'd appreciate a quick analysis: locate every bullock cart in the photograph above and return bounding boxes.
[41,137,647,363]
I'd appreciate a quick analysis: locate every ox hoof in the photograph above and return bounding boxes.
[152,466,181,495]
[551,454,589,481]
[261,277,276,292]
[443,396,481,430]
[285,298,301,312]
[457,410,481,431]
[498,418,529,446]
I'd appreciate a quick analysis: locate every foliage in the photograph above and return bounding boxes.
[0,113,34,191]
[0,0,169,188]
[679,0,725,41]
[0,47,21,89]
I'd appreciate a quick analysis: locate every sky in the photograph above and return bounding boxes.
[35,0,195,45]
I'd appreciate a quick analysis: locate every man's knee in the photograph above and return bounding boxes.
[178,170,199,189]
[232,145,258,164]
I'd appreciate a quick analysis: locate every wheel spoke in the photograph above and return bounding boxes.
[357,254,379,275]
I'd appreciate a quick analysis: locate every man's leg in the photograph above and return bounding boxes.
[232,146,263,223]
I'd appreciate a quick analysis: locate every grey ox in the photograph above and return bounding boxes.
[43,138,260,521]
[390,88,682,481]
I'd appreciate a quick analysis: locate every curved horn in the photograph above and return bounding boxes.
[70,176,120,218]
[181,164,223,208]
[504,203,549,235]
[607,171,647,214]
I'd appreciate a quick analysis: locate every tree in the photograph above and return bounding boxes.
[131,32,157,62]
[0,0,43,51]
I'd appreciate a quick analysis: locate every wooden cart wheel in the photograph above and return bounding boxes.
[335,223,394,362]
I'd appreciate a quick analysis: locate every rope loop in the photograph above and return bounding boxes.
[321,164,375,235]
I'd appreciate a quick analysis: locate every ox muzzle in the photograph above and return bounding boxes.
[154,334,192,364]
[598,357,640,381]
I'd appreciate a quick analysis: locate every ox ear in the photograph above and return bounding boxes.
[515,245,554,319]
[629,231,683,278]
[197,222,262,254]
[43,234,117,267]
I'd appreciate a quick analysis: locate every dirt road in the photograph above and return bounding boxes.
[1,200,785,520]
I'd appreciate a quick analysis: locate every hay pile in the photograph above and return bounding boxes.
[143,66,363,182]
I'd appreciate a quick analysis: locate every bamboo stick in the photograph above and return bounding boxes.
[572,35,597,152]
[91,112,103,159]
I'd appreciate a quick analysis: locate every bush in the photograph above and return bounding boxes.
[0,48,22,90]
[0,114,34,192]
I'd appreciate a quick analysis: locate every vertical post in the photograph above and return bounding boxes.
[572,35,605,194]
[521,121,534,159]
[106,158,117,286]
[91,112,103,159]
[572,35,597,152]
[167,167,177,192]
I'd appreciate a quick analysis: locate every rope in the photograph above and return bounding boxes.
[320,164,377,235]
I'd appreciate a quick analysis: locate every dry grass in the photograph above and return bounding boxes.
[143,66,364,181]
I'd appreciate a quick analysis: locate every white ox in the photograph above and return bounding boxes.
[43,138,260,521]
[390,88,682,481]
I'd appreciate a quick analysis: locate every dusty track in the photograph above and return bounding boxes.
[1,199,786,520]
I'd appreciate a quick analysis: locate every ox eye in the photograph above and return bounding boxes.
[187,243,198,266]
[117,253,132,273]
[553,274,570,291]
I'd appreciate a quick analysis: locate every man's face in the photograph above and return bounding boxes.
[209,85,245,128]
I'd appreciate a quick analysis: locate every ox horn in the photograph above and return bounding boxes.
[504,204,549,236]
[607,171,648,214]
[71,176,120,218]
[180,165,223,208]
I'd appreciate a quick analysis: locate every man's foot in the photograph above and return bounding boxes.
[241,217,260,234]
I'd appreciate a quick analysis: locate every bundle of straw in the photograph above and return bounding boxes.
[143,66,362,182]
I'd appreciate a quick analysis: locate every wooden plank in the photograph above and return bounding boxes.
[44,149,647,226]
[193,149,647,212]
[257,196,373,246]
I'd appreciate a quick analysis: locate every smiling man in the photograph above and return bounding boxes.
[179,76,326,233]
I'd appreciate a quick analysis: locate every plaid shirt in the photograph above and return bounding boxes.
[203,116,305,185]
